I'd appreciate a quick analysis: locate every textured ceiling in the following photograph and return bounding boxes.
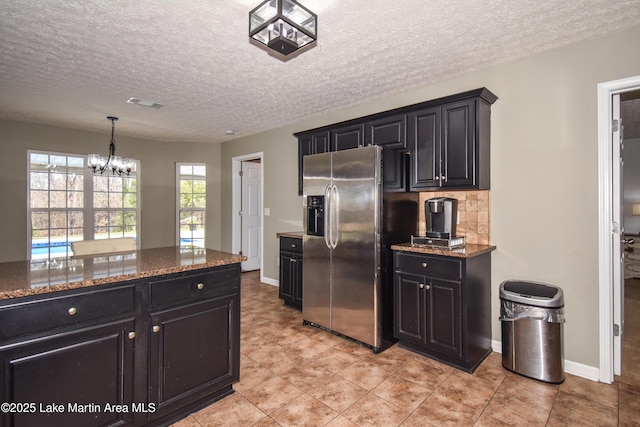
[1,0,640,144]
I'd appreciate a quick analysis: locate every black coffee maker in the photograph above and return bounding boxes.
[425,197,458,239]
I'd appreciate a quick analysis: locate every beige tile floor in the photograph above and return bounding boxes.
[173,271,640,427]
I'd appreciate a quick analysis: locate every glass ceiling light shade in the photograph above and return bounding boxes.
[88,116,135,176]
[249,0,317,58]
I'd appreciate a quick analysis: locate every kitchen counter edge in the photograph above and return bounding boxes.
[277,231,303,239]
[0,247,246,301]
[391,243,496,258]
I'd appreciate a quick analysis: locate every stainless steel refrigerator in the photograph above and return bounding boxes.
[302,145,418,353]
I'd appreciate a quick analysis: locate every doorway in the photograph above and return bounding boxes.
[231,153,263,273]
[598,75,640,384]
[620,89,640,386]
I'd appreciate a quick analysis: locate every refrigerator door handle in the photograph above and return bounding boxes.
[324,184,332,249]
[331,184,339,249]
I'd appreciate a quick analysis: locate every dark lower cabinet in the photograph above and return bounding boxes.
[279,236,303,309]
[148,296,238,423]
[0,264,241,427]
[0,319,135,427]
[394,250,491,372]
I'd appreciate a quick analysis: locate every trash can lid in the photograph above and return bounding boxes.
[499,280,564,308]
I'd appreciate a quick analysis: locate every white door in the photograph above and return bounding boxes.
[241,161,261,271]
[612,93,624,375]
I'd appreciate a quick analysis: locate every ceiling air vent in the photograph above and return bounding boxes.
[127,97,164,109]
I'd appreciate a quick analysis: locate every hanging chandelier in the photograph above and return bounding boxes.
[249,0,317,58]
[88,116,134,176]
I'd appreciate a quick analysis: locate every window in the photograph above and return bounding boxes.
[93,174,138,240]
[28,150,140,260]
[176,163,206,248]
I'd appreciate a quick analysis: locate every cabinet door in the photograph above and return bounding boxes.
[0,319,135,427]
[366,114,406,149]
[425,278,462,358]
[441,99,475,187]
[298,132,331,195]
[292,253,303,307]
[394,271,426,345]
[279,252,303,309]
[408,106,441,190]
[279,251,296,302]
[148,296,239,418]
[332,124,364,151]
[381,149,407,192]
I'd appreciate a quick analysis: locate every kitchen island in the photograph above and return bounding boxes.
[0,247,245,427]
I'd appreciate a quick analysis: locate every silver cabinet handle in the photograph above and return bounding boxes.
[196,283,204,290]
[425,284,431,290]
[291,259,297,263]
[128,332,136,340]
[419,283,424,289]
[152,325,160,333]
[421,262,427,268]
[291,243,297,248]
[68,307,77,316]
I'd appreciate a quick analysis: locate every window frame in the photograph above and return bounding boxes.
[27,149,141,260]
[175,163,206,248]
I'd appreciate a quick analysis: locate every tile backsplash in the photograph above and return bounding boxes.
[418,190,490,245]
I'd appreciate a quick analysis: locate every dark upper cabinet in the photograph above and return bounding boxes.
[441,99,475,188]
[296,88,497,195]
[365,114,407,149]
[381,150,408,192]
[332,124,365,151]
[409,95,493,191]
[298,131,330,195]
[407,106,441,189]
[367,114,408,192]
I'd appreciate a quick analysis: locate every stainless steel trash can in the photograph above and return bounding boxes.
[500,280,565,383]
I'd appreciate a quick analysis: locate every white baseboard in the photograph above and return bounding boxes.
[260,275,278,287]
[491,340,600,382]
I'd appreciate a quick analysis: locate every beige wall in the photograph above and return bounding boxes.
[0,119,222,261]
[219,24,640,369]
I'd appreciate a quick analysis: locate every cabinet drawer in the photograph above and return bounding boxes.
[394,252,462,280]
[280,237,302,254]
[150,265,239,308]
[0,285,136,342]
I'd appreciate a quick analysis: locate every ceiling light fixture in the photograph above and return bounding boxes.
[88,116,135,176]
[127,97,164,109]
[249,0,317,59]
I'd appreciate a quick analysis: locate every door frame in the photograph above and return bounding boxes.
[231,152,264,275]
[597,75,640,383]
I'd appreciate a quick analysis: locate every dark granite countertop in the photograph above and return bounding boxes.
[277,231,303,239]
[391,242,496,258]
[0,247,246,301]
